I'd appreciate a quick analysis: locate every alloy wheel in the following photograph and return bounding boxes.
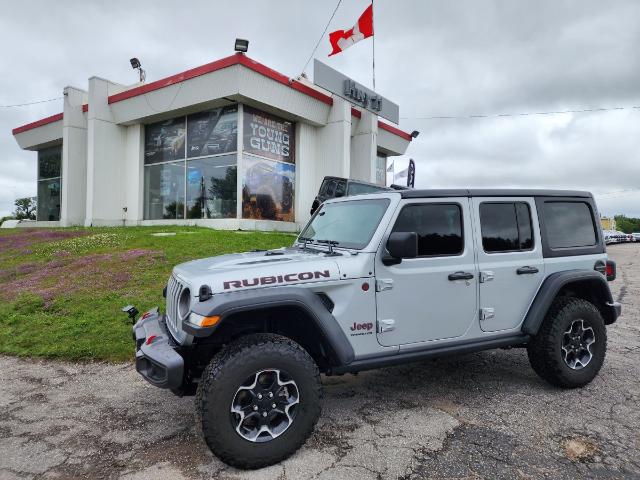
[561,319,596,370]
[230,369,299,442]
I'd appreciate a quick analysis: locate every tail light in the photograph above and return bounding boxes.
[595,260,616,281]
[605,260,616,281]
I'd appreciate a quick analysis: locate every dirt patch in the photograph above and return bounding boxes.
[562,436,598,462]
[0,249,165,307]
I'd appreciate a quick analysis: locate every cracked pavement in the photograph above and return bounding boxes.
[1,245,639,479]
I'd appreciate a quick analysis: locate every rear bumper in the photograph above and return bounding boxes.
[606,301,622,324]
[133,309,184,390]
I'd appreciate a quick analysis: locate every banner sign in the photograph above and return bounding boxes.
[313,59,399,124]
[187,105,238,158]
[243,106,295,163]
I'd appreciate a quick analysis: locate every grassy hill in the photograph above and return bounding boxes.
[0,227,294,361]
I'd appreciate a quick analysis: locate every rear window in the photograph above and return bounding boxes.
[543,202,596,248]
[479,202,533,253]
[348,182,385,196]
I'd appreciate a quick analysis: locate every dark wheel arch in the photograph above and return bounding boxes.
[187,287,355,367]
[522,270,619,335]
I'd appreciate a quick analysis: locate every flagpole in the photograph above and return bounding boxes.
[371,0,376,91]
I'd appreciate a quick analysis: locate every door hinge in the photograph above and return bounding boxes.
[378,319,395,333]
[480,307,495,321]
[376,279,394,292]
[479,271,494,283]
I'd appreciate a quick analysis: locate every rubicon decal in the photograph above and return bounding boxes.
[223,270,331,290]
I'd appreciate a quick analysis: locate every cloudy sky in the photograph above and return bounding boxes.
[1,0,639,218]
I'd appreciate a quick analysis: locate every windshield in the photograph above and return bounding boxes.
[299,198,390,249]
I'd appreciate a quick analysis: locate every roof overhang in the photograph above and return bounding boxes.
[12,54,413,148]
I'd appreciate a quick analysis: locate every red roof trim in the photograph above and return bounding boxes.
[107,53,333,106]
[378,121,413,141]
[351,107,412,141]
[12,112,63,135]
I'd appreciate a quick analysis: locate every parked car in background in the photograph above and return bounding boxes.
[632,233,640,242]
[310,176,407,215]
[603,231,616,245]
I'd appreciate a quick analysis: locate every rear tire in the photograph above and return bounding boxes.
[195,334,322,469]
[527,297,607,388]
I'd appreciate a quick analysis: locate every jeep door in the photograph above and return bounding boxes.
[471,197,545,332]
[375,198,478,347]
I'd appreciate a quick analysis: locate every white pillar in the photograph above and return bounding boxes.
[61,87,88,226]
[85,77,127,226]
[350,110,378,183]
[295,122,317,226]
[123,124,144,223]
[315,96,351,180]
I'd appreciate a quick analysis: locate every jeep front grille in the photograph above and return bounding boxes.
[166,274,185,341]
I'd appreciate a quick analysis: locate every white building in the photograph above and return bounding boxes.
[12,53,412,231]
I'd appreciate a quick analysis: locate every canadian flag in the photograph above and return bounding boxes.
[328,4,374,56]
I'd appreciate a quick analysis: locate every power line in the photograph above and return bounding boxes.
[301,0,343,75]
[402,105,640,120]
[596,188,640,199]
[0,96,63,108]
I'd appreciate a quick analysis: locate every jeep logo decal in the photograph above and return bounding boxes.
[350,322,374,336]
[223,270,331,290]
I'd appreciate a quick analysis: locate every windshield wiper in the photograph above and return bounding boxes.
[297,235,314,250]
[316,239,341,255]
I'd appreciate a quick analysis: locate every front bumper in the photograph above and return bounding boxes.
[133,308,184,390]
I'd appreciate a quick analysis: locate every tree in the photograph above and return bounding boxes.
[13,197,37,220]
[614,215,640,233]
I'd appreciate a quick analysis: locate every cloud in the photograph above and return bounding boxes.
[1,0,639,218]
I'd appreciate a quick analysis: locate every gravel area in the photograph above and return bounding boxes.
[1,244,638,479]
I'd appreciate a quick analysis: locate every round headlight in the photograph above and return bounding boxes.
[178,288,191,319]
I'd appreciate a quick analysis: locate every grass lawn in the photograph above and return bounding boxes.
[0,226,294,362]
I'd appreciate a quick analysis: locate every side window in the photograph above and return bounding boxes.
[479,202,533,253]
[543,202,596,248]
[335,180,347,197]
[348,182,385,196]
[324,179,337,198]
[392,204,463,256]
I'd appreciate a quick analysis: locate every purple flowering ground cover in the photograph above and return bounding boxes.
[0,226,293,361]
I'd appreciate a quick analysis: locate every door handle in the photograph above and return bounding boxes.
[517,266,539,275]
[448,271,474,281]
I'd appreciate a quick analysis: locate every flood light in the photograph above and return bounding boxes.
[234,38,249,53]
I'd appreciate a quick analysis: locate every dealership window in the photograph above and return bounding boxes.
[480,202,534,253]
[241,106,296,222]
[37,145,62,221]
[143,105,238,220]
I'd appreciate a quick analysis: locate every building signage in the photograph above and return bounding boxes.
[243,106,295,163]
[313,59,399,124]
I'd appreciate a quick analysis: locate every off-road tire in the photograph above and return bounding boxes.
[195,334,322,469]
[527,297,607,388]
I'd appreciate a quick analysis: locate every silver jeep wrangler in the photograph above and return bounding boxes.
[132,189,620,469]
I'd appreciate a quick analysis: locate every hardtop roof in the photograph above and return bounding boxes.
[399,189,592,199]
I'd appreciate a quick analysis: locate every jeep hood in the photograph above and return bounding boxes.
[172,247,343,294]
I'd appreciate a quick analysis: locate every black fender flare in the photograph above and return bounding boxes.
[186,287,355,365]
[521,270,619,335]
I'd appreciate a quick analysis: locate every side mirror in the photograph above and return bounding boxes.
[384,232,418,265]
